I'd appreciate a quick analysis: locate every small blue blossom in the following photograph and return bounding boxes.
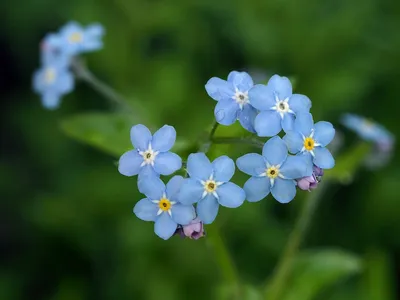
[249,75,312,136]
[118,124,182,179]
[32,62,74,110]
[178,154,245,224]
[134,175,195,240]
[237,136,312,203]
[205,71,257,133]
[284,113,336,169]
[40,33,71,67]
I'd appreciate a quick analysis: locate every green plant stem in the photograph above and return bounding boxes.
[212,136,264,149]
[265,181,328,300]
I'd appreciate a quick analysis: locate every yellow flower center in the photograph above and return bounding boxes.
[158,198,171,211]
[68,32,83,43]
[205,180,217,193]
[44,68,56,84]
[266,166,279,179]
[304,137,315,151]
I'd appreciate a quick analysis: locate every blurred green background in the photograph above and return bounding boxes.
[1,0,399,299]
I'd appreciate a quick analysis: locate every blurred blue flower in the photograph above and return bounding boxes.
[284,113,335,169]
[40,33,71,66]
[134,176,195,240]
[32,62,74,110]
[118,124,182,179]
[249,75,312,136]
[178,154,245,224]
[236,136,312,203]
[205,71,257,133]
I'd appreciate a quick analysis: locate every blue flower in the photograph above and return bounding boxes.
[134,175,195,240]
[205,71,257,133]
[40,33,71,67]
[118,124,182,179]
[32,62,74,110]
[249,75,312,136]
[237,136,312,203]
[284,113,335,169]
[178,154,245,224]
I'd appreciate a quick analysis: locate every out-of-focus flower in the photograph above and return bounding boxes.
[174,217,205,240]
[296,165,324,191]
[205,71,257,133]
[236,136,313,204]
[249,75,312,136]
[178,153,245,224]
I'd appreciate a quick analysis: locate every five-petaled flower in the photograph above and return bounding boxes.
[118,124,182,179]
[236,136,312,203]
[134,176,195,240]
[205,71,257,133]
[178,153,246,224]
[284,112,335,169]
[249,75,311,137]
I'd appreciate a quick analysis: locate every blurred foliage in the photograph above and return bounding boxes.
[1,0,399,299]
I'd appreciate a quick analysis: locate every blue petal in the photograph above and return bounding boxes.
[196,194,219,224]
[187,153,212,180]
[178,178,204,205]
[238,104,257,133]
[227,71,240,82]
[267,75,292,100]
[248,84,275,111]
[294,112,314,137]
[262,136,288,166]
[228,71,254,91]
[118,150,143,176]
[42,92,61,110]
[280,155,313,179]
[205,77,235,101]
[255,111,282,137]
[58,71,74,94]
[171,204,195,225]
[138,176,165,200]
[153,152,182,175]
[212,155,235,182]
[314,121,335,147]
[166,175,184,201]
[138,164,159,181]
[130,124,152,151]
[86,23,105,36]
[236,153,265,176]
[133,198,158,221]
[271,178,296,203]
[289,94,311,113]
[216,182,245,208]
[313,147,335,169]
[151,125,176,152]
[282,113,295,133]
[214,99,239,125]
[283,131,304,154]
[243,176,271,202]
[154,213,177,240]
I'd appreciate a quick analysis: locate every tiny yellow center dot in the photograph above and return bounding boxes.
[205,180,217,193]
[266,166,279,179]
[304,137,315,151]
[158,198,171,211]
[44,68,56,84]
[68,32,83,43]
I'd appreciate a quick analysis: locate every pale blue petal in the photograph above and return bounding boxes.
[130,124,152,150]
[205,77,235,101]
[262,136,288,166]
[187,153,212,180]
[33,69,43,93]
[166,175,184,201]
[294,112,314,137]
[86,23,105,36]
[216,182,245,208]
[81,40,103,52]
[280,155,313,179]
[118,150,143,176]
[282,113,295,133]
[248,84,275,111]
[313,147,335,169]
[314,121,335,147]
[238,104,257,133]
[271,178,296,203]
[171,204,195,225]
[289,94,311,113]
[243,176,271,202]
[42,92,61,110]
[212,155,235,182]
[138,164,159,181]
[58,71,74,94]
[283,131,303,154]
[133,198,158,221]
[228,71,254,91]
[227,71,240,82]
[267,75,292,100]
[214,99,239,125]
[153,152,182,175]
[178,178,204,205]
[255,111,282,137]
[196,194,219,224]
[236,153,265,176]
[154,213,177,240]
[137,176,165,200]
[151,125,176,152]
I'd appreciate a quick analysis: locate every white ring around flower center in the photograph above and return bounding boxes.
[138,143,159,167]
[271,94,294,119]
[232,88,249,109]
[260,163,285,187]
[200,173,223,200]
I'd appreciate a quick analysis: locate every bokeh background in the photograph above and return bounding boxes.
[1,0,399,299]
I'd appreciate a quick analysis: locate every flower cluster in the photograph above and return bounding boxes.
[32,21,105,109]
[118,71,336,240]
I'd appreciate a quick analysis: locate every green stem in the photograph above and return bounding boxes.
[212,136,264,149]
[265,181,328,300]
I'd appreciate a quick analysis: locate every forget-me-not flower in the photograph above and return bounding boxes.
[236,136,312,203]
[40,33,71,67]
[134,175,195,240]
[178,154,245,224]
[249,75,312,136]
[284,113,335,169]
[205,71,257,133]
[118,124,182,179]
